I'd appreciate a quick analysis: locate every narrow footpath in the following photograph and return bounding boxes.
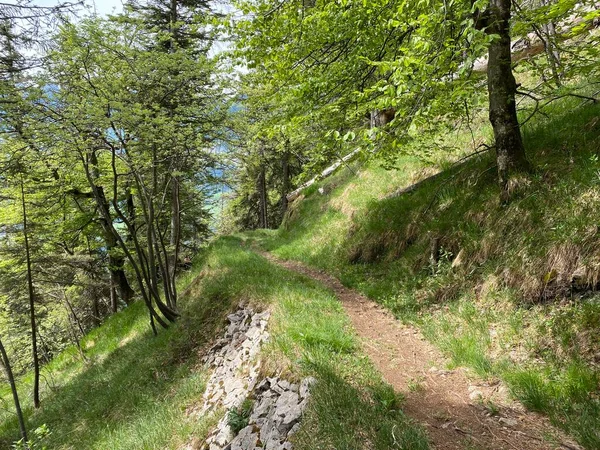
[259,251,582,450]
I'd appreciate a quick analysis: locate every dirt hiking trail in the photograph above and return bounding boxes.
[259,250,582,450]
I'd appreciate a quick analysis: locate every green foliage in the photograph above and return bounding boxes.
[224,0,598,225]
[12,424,51,450]
[0,0,226,377]
[0,257,229,449]
[227,399,254,434]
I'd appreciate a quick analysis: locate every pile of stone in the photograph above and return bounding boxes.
[225,376,315,450]
[201,307,271,414]
[197,306,315,450]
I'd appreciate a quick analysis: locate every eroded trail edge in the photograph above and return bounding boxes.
[259,250,581,450]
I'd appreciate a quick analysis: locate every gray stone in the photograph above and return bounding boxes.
[230,426,259,450]
[287,423,301,437]
[275,391,300,415]
[199,309,311,450]
[277,379,292,391]
[255,378,271,393]
[250,396,275,422]
[264,433,283,450]
[299,377,316,399]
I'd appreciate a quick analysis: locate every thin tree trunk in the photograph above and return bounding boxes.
[20,178,40,409]
[169,175,180,307]
[90,286,100,326]
[257,146,268,229]
[64,293,85,336]
[540,0,561,86]
[125,185,136,243]
[81,150,171,332]
[63,294,87,362]
[89,150,135,305]
[486,0,531,203]
[127,167,179,323]
[167,0,180,307]
[0,337,28,444]
[110,282,117,313]
[280,149,290,218]
[103,225,135,305]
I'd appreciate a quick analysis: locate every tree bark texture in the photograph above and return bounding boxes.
[280,150,290,217]
[486,0,531,203]
[169,175,181,307]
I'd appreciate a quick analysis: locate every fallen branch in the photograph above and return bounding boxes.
[286,147,362,202]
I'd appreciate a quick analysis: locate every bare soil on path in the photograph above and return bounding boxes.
[259,250,582,450]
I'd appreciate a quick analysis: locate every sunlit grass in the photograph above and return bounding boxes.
[250,96,600,448]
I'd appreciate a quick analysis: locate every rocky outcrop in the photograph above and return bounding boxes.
[201,307,270,415]
[198,306,315,450]
[226,376,315,450]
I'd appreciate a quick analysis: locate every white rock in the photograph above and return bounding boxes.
[199,309,311,450]
[469,390,483,401]
[230,426,259,450]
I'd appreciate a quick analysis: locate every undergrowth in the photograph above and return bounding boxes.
[0,257,235,449]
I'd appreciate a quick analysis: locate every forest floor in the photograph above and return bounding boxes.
[258,249,583,450]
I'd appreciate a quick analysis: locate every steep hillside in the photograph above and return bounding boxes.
[250,98,600,448]
[0,239,428,449]
[2,98,598,449]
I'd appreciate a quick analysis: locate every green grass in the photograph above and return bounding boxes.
[219,236,429,450]
[249,95,600,448]
[0,255,238,449]
[0,235,429,449]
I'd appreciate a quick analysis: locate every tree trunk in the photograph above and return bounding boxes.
[169,175,180,307]
[486,0,531,203]
[110,282,118,313]
[0,337,28,444]
[91,287,100,327]
[258,166,268,228]
[20,178,40,409]
[126,185,136,242]
[88,149,135,306]
[257,145,268,229]
[280,150,290,218]
[105,226,135,305]
[82,149,171,332]
[540,0,561,87]
[370,108,396,128]
[63,295,87,362]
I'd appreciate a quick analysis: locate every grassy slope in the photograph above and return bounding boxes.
[0,268,223,449]
[0,237,428,449]
[251,98,600,448]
